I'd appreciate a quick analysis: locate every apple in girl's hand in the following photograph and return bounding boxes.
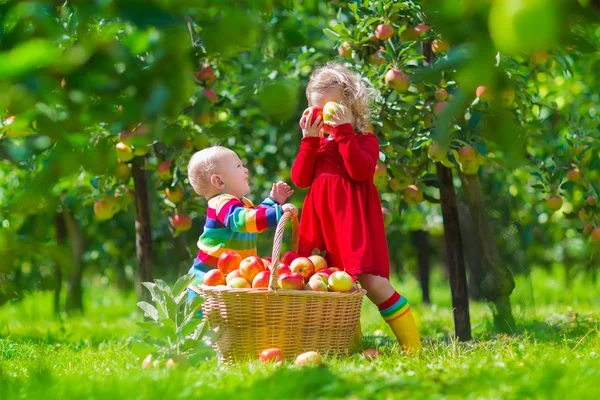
[302,106,322,124]
[328,271,353,292]
[202,269,226,286]
[279,272,305,290]
[218,250,242,275]
[323,102,342,125]
[226,269,243,284]
[259,348,284,363]
[294,351,323,366]
[239,256,265,283]
[228,277,251,289]
[252,270,271,289]
[290,257,315,281]
[281,251,300,265]
[308,255,327,272]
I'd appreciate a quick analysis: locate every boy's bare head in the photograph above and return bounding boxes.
[188,146,250,199]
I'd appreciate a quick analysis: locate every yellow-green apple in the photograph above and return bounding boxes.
[228,277,251,289]
[225,269,243,284]
[115,163,131,180]
[369,48,387,65]
[338,41,352,58]
[414,23,430,37]
[323,101,343,125]
[133,146,149,156]
[458,146,479,175]
[94,200,114,221]
[402,185,424,205]
[567,168,583,184]
[427,142,448,163]
[165,185,184,203]
[374,162,387,181]
[309,273,328,285]
[306,276,328,292]
[171,214,192,232]
[434,88,448,102]
[385,69,410,93]
[252,270,271,289]
[195,67,216,86]
[279,272,304,290]
[590,227,600,243]
[328,271,353,292]
[432,38,450,54]
[116,142,134,162]
[290,257,315,281]
[203,269,226,286]
[546,196,563,212]
[239,256,265,283]
[218,250,242,275]
[157,161,172,180]
[259,348,284,363]
[375,23,394,40]
[280,251,299,265]
[308,255,327,273]
[531,51,548,65]
[294,351,323,366]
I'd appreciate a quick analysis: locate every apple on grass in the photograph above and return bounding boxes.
[252,270,271,289]
[308,255,327,272]
[328,271,353,292]
[218,250,243,275]
[294,351,323,366]
[259,348,284,363]
[279,272,304,290]
[239,256,265,283]
[203,269,226,286]
[290,257,315,282]
[361,349,380,361]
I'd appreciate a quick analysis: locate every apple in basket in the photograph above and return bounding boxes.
[294,351,323,366]
[276,263,291,276]
[252,270,271,289]
[290,257,315,281]
[226,269,243,284]
[228,277,251,289]
[316,268,338,280]
[239,256,265,283]
[202,269,226,286]
[328,271,353,292]
[306,276,328,292]
[308,255,328,273]
[261,258,271,269]
[279,272,305,290]
[259,348,285,364]
[218,250,242,275]
[280,251,300,265]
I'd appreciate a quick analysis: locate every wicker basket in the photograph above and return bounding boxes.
[191,211,366,363]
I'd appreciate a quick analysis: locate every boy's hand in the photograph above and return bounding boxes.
[282,203,298,217]
[299,108,324,138]
[323,103,353,128]
[270,181,294,204]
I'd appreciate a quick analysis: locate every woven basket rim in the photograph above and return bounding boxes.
[191,284,366,298]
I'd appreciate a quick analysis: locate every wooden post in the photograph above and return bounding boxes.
[132,157,154,303]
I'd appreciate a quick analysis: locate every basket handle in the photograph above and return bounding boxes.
[268,211,299,291]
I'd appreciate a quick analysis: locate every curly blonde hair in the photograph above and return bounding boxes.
[187,145,231,198]
[306,62,374,133]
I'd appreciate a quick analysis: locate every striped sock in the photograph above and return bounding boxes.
[378,292,410,322]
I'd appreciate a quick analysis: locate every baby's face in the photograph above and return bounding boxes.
[216,150,250,199]
[309,85,345,109]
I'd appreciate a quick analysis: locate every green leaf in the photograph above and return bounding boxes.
[155,279,173,297]
[137,301,159,321]
[130,339,157,358]
[182,296,204,327]
[560,181,577,191]
[136,321,167,340]
[323,28,340,41]
[172,273,195,298]
[0,39,60,79]
[423,193,440,204]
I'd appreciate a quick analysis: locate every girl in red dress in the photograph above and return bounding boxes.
[291,63,421,351]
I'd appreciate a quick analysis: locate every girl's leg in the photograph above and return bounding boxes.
[358,273,421,351]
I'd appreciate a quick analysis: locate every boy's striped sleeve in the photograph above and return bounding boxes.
[213,195,282,233]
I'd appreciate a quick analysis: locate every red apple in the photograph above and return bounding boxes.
[432,38,450,54]
[262,258,271,269]
[280,251,300,266]
[433,101,448,116]
[165,185,184,203]
[369,48,386,65]
[226,269,243,284]
[590,227,600,243]
[116,142,134,162]
[203,269,226,286]
[239,256,265,283]
[252,270,271,289]
[308,255,327,273]
[228,277,251,289]
[362,348,380,361]
[307,277,328,292]
[290,257,315,281]
[171,214,192,232]
[157,161,172,180]
[203,88,217,105]
[476,86,492,101]
[302,106,323,125]
[328,271,353,292]
[375,23,394,40]
[319,268,339,279]
[434,88,448,102]
[385,69,410,93]
[276,264,291,277]
[218,250,243,275]
[414,23,430,37]
[195,67,216,86]
[309,273,328,285]
[279,272,304,290]
[583,223,593,236]
[567,168,583,184]
[263,256,272,263]
[402,185,424,205]
[259,348,284,363]
[587,196,597,206]
[546,196,563,212]
[294,351,323,366]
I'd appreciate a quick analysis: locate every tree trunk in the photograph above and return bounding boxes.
[63,210,85,314]
[459,173,516,332]
[54,214,66,315]
[457,198,485,300]
[437,164,472,341]
[170,225,190,279]
[411,230,431,305]
[132,157,153,303]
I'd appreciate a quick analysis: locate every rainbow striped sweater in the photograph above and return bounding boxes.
[189,194,283,279]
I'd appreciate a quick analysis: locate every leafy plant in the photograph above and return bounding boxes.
[129,273,215,367]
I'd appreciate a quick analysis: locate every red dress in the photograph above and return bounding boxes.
[291,123,390,279]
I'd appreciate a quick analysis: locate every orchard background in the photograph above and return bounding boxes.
[1,1,599,399]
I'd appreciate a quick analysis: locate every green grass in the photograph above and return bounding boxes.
[1,267,599,400]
